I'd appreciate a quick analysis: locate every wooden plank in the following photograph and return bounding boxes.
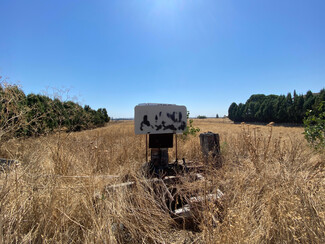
[172,191,224,218]
[105,175,180,191]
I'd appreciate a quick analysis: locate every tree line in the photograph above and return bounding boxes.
[0,82,110,141]
[228,89,325,123]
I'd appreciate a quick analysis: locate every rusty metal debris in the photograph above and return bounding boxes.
[0,158,19,172]
[101,104,225,229]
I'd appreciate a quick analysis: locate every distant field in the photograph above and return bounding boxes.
[0,119,324,243]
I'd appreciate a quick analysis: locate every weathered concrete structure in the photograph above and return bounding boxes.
[199,132,221,167]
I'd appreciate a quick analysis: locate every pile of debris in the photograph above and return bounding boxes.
[105,104,224,229]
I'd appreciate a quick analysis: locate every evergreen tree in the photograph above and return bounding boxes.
[303,91,315,111]
[275,95,287,123]
[228,102,238,121]
[237,103,245,122]
[228,89,324,124]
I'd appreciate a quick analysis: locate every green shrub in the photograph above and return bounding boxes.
[0,78,110,139]
[182,111,200,139]
[303,101,325,149]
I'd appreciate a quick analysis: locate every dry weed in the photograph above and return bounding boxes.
[0,119,324,243]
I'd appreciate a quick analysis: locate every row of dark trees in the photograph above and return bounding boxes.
[228,89,325,123]
[0,83,110,139]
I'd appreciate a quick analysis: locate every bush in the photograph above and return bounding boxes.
[182,111,200,138]
[0,81,28,142]
[0,78,110,140]
[303,101,325,149]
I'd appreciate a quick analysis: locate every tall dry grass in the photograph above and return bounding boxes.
[0,119,324,243]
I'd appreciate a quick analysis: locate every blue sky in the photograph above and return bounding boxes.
[1,0,324,118]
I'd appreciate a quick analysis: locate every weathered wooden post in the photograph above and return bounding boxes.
[134,104,187,173]
[199,132,221,167]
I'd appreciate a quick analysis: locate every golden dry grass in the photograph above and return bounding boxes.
[0,119,324,243]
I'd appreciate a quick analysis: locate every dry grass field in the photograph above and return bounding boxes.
[0,118,324,243]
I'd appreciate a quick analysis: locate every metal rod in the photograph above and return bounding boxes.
[146,134,148,162]
[175,133,178,162]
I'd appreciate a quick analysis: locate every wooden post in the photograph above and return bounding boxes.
[199,132,221,167]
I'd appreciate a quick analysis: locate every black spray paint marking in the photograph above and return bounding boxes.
[140,112,186,132]
[140,115,151,131]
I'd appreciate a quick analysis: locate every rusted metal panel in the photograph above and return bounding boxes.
[134,104,187,135]
[151,148,169,168]
[149,133,173,148]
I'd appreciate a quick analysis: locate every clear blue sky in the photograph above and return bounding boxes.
[1,0,324,118]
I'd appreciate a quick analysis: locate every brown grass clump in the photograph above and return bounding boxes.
[0,119,324,243]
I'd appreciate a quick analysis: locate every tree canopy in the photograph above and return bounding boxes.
[228,89,325,124]
[0,82,110,141]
